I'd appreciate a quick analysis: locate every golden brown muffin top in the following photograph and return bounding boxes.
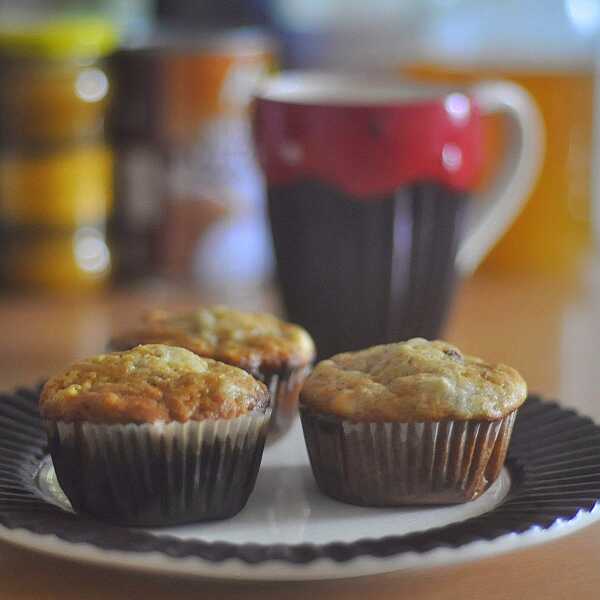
[40,344,270,424]
[111,305,315,375]
[300,339,527,422]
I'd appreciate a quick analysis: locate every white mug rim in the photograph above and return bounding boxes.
[254,71,465,107]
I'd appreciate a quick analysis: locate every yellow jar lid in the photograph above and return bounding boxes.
[0,18,118,59]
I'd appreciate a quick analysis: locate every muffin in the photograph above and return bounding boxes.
[40,344,271,526]
[110,306,315,441]
[299,339,527,506]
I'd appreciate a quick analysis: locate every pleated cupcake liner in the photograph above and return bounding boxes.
[46,410,271,527]
[300,407,517,506]
[263,366,311,443]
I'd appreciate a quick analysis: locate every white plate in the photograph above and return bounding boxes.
[0,391,599,581]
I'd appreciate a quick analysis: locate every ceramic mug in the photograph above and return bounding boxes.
[253,73,543,358]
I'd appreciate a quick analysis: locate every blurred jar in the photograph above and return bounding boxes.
[0,18,117,291]
[109,28,275,287]
[406,0,600,274]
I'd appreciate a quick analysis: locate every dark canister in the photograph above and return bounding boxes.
[108,28,275,283]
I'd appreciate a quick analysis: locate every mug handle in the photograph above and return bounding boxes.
[455,80,545,275]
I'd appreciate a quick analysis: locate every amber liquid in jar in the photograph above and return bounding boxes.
[406,63,593,274]
[0,21,116,291]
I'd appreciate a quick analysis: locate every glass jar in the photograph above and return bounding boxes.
[0,18,117,291]
[406,0,600,274]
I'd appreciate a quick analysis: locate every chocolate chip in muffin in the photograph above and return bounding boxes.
[443,347,463,362]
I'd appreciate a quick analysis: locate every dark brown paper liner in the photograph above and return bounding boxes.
[263,366,311,443]
[300,407,517,506]
[46,412,271,527]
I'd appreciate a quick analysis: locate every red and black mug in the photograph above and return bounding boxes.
[253,73,543,358]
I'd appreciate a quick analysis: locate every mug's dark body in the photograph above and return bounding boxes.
[268,180,467,359]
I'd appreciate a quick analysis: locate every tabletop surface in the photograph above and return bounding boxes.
[1,262,600,599]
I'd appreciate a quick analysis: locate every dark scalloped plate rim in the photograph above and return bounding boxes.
[0,388,599,565]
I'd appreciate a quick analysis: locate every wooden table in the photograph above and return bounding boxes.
[0,262,599,599]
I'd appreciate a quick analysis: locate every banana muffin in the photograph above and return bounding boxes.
[300,338,527,506]
[41,344,271,526]
[111,306,315,439]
